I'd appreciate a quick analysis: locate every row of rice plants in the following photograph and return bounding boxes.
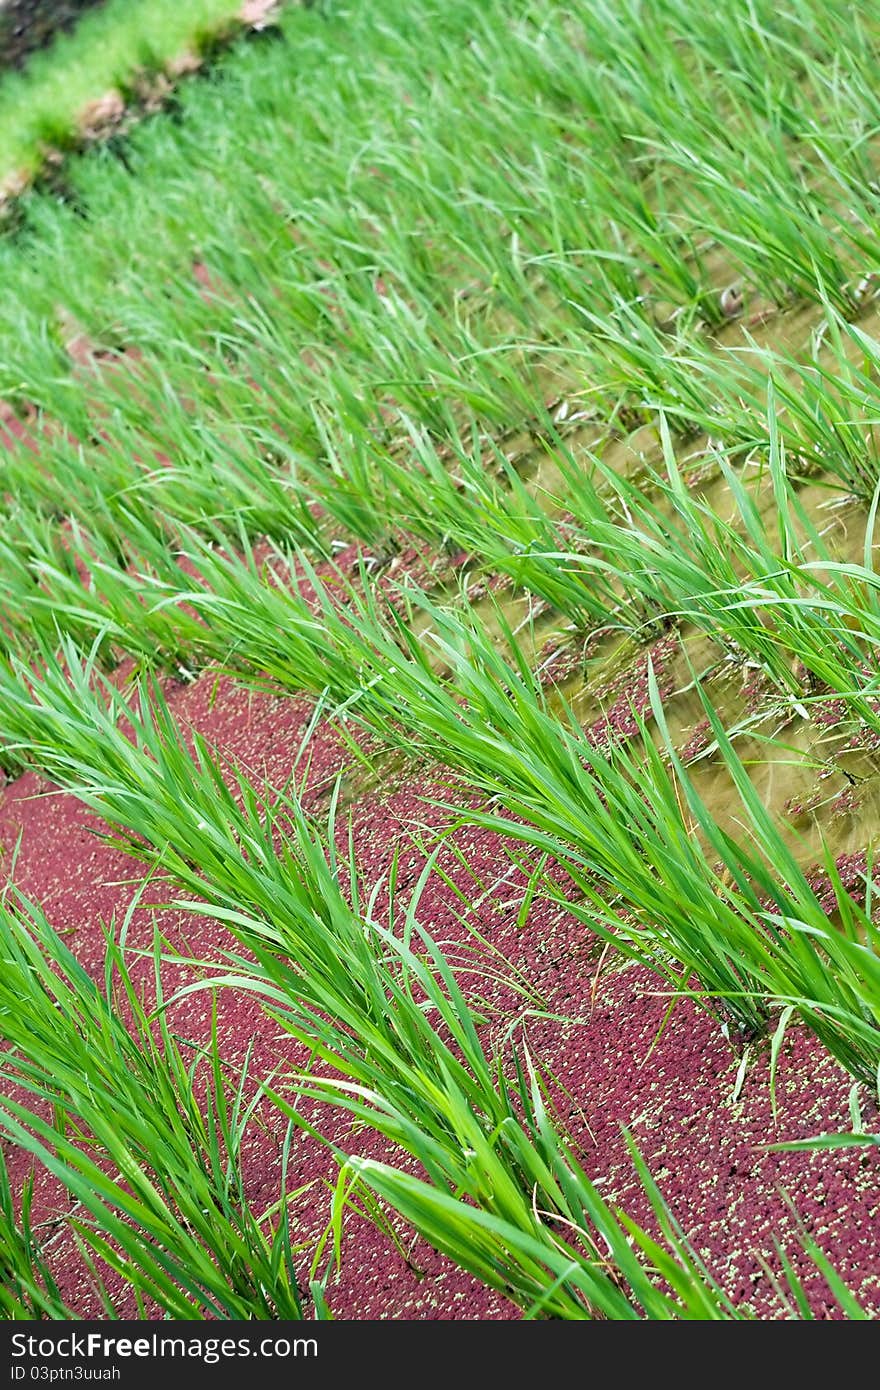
[2,557,879,1087]
[2,0,880,518]
[0,659,868,1318]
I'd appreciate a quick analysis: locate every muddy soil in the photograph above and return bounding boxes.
[0,0,105,73]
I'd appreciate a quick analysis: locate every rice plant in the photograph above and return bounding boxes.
[0,887,312,1320]
[0,1144,77,1320]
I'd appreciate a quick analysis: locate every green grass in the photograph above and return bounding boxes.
[0,1142,76,1319]
[1,0,880,1319]
[0,883,312,1319]
[0,0,270,191]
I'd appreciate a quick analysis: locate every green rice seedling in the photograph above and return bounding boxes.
[649,669,880,1087]
[300,407,660,636]
[524,434,818,684]
[0,502,220,670]
[755,313,880,501]
[77,381,319,545]
[652,127,870,316]
[0,514,131,662]
[563,305,880,504]
[568,299,736,437]
[667,3,810,126]
[0,1144,78,1319]
[590,397,880,746]
[629,319,880,503]
[302,408,398,551]
[448,126,715,324]
[0,524,64,656]
[0,390,320,556]
[570,153,718,322]
[592,9,880,313]
[472,444,880,761]
[396,424,628,627]
[331,1142,871,1320]
[578,416,880,704]
[0,888,312,1320]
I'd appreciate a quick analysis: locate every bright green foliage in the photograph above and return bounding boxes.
[1,0,880,1322]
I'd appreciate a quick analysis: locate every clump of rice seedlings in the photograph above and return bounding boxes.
[754,314,880,501]
[567,306,880,507]
[0,375,321,550]
[530,146,718,322]
[646,669,880,1085]
[0,490,239,674]
[570,415,880,713]
[0,513,172,666]
[0,1144,77,1319]
[301,407,660,636]
[568,3,880,313]
[568,299,736,437]
[0,888,312,1320]
[631,315,880,501]
[651,124,873,317]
